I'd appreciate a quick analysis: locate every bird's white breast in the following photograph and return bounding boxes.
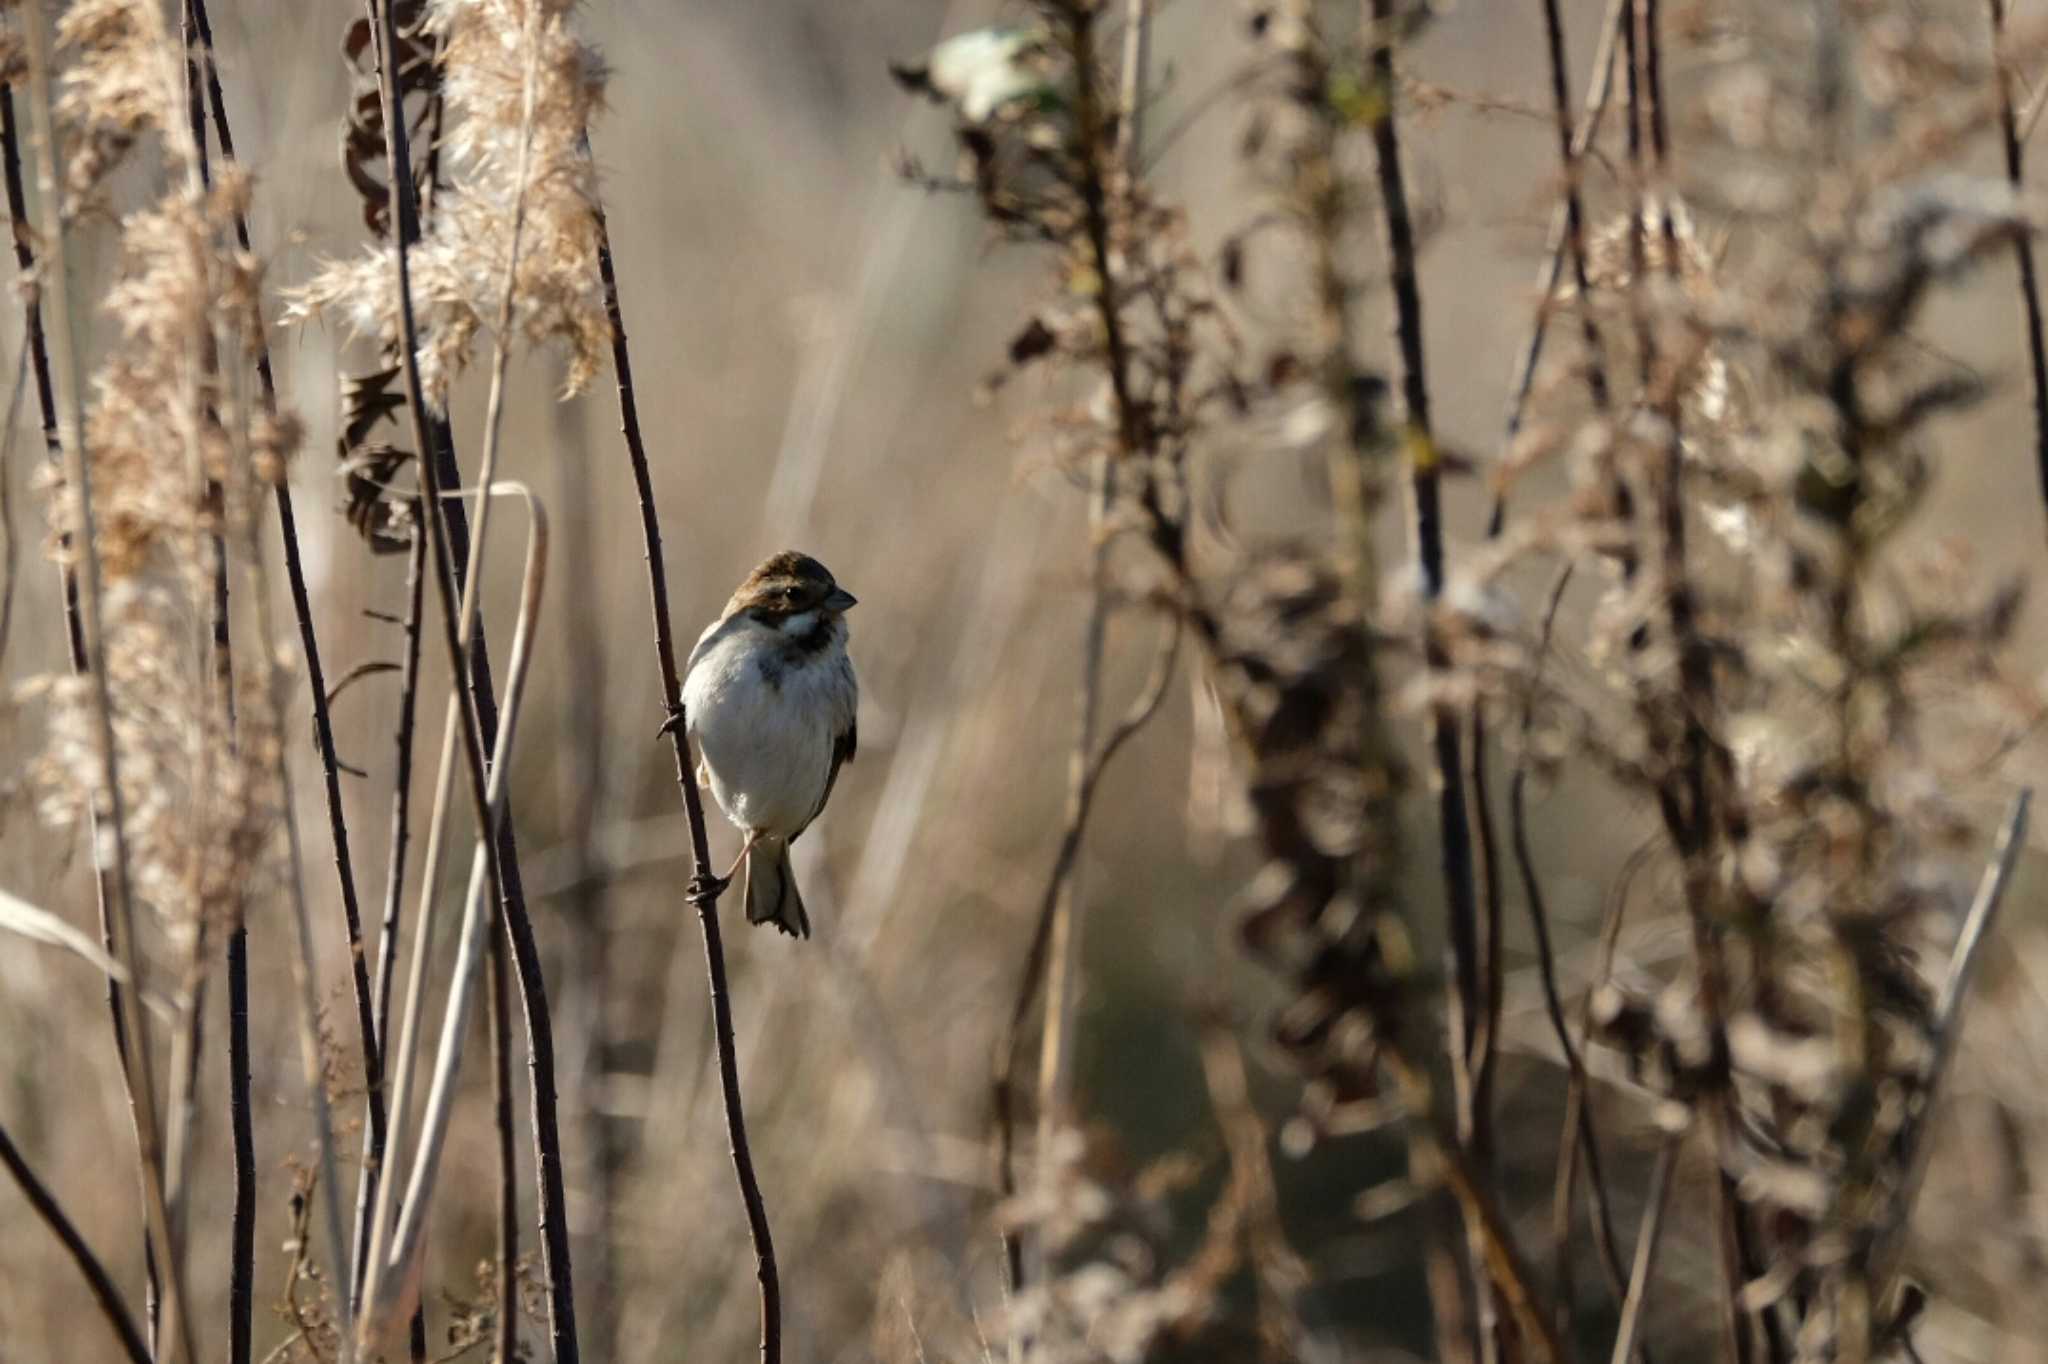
[682,614,854,839]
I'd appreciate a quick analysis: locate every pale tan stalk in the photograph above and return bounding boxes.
[359,13,542,1332]
[20,10,192,1362]
[161,25,215,1261]
[363,482,548,1336]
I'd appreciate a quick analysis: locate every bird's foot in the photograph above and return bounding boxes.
[686,868,729,908]
[656,703,686,742]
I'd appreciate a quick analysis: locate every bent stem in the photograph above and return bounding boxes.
[357,522,427,1306]
[366,483,549,1334]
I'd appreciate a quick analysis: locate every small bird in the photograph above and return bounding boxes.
[680,552,859,938]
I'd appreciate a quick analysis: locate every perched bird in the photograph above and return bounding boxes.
[680,552,859,938]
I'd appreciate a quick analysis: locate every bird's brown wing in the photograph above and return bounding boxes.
[793,718,856,844]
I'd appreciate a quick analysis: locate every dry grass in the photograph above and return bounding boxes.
[3,2,2048,1363]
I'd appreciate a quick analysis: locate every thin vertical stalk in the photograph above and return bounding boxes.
[591,177,782,1364]
[219,317,359,1364]
[1986,0,2048,538]
[188,0,385,1125]
[489,921,519,1364]
[164,0,240,1306]
[225,920,255,1364]
[357,523,427,1345]
[182,12,387,1333]
[1364,3,1489,1355]
[1491,0,1626,534]
[21,10,192,1361]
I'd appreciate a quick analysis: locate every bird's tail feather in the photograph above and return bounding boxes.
[743,839,810,939]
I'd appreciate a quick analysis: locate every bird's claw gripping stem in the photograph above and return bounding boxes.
[687,869,728,909]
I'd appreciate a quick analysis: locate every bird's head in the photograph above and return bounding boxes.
[727,551,858,637]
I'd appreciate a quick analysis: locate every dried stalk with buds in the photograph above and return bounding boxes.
[591,174,786,1364]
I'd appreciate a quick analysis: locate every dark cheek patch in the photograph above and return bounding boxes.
[756,651,786,692]
[795,619,835,655]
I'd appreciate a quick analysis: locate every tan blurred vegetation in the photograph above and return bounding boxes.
[6,2,2048,1363]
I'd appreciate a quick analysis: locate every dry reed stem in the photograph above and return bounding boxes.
[0,345,27,671]
[1985,0,2048,538]
[232,388,358,1364]
[362,4,543,1331]
[184,0,389,1224]
[359,523,427,1333]
[1364,3,1498,1355]
[590,168,784,1364]
[20,9,191,1359]
[1,49,155,1351]
[177,6,388,1341]
[367,483,548,1337]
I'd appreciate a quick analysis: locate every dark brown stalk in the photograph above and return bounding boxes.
[172,15,235,1318]
[1467,716,1505,1174]
[490,921,518,1364]
[1365,3,1491,1354]
[0,83,66,576]
[0,1117,154,1364]
[1987,0,2048,536]
[1490,0,1626,535]
[591,189,778,1363]
[1363,0,1480,1043]
[361,3,580,1353]
[552,389,615,1359]
[358,524,428,1344]
[225,922,255,1364]
[182,14,389,1328]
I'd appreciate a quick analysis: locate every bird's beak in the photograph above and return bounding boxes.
[825,586,858,613]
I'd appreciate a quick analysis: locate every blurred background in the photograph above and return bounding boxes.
[3,1,2048,1360]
